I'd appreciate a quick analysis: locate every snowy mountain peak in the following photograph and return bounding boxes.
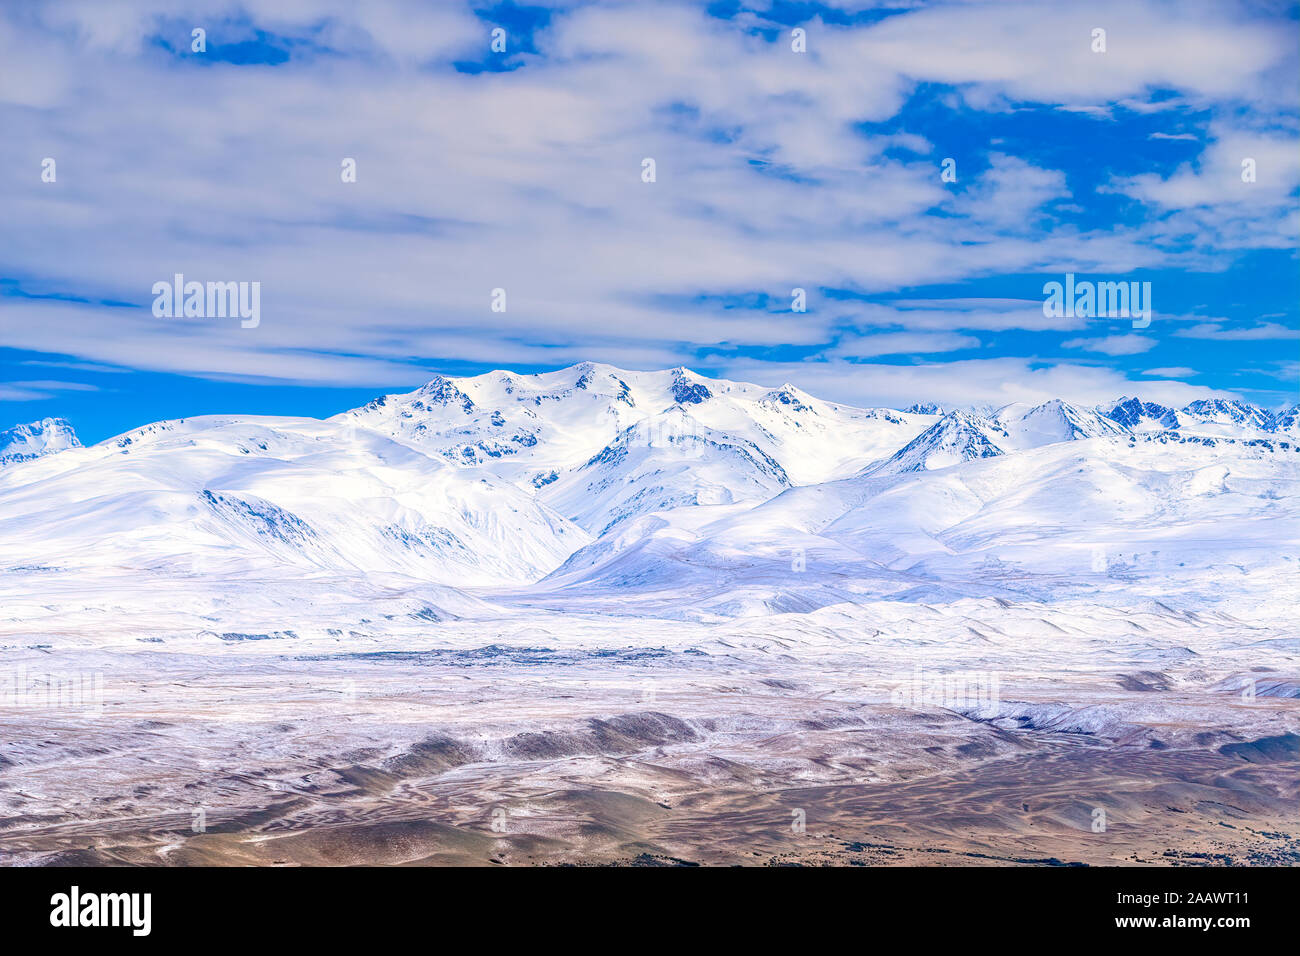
[762,384,816,413]
[1275,404,1300,435]
[414,375,476,413]
[947,408,1003,428]
[1099,395,1282,437]
[570,362,607,390]
[669,367,712,405]
[999,399,1128,448]
[863,399,1129,477]
[0,417,81,466]
[1101,397,1178,431]
[1181,398,1273,431]
[870,409,1008,475]
[905,401,944,415]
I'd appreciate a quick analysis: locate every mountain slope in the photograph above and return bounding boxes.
[539,428,1300,616]
[544,407,793,536]
[0,414,588,586]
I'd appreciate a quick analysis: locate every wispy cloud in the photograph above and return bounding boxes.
[1174,322,1297,341]
[1062,334,1158,356]
[0,379,99,401]
[823,330,980,358]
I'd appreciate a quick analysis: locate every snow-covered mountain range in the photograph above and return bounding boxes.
[2,364,1296,615]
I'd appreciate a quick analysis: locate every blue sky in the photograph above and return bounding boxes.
[1,0,1297,444]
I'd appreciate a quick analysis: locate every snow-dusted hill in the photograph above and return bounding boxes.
[1,364,1295,618]
[0,414,587,587]
[540,428,1300,617]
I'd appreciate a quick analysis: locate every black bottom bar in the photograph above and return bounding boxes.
[0,864,1285,944]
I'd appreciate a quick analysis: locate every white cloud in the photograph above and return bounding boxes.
[0,379,99,401]
[1062,334,1158,355]
[823,331,980,358]
[853,0,1295,108]
[1173,322,1296,341]
[712,356,1231,410]
[948,153,1070,231]
[1108,121,1300,251]
[847,299,1087,333]
[0,0,1292,395]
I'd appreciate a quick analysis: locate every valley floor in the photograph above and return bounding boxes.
[1,584,1297,866]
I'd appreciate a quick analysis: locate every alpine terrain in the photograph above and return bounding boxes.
[1,365,1296,866]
